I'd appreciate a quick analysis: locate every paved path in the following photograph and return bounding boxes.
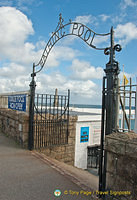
[0,132,98,200]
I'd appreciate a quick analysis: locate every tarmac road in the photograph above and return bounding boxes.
[0,132,96,200]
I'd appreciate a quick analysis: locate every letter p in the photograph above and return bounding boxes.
[72,23,78,34]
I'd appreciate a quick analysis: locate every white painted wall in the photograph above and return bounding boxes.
[74,115,101,169]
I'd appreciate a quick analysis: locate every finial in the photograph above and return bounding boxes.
[55,13,64,32]
[59,13,64,28]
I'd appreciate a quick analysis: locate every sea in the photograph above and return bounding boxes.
[70,104,136,131]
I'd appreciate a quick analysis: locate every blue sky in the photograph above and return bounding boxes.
[0,0,137,104]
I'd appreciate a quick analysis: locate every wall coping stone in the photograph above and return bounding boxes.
[105,132,137,157]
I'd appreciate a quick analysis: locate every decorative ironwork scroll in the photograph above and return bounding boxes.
[33,14,110,75]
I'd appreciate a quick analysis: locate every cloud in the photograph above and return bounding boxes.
[36,72,101,104]
[0,0,42,13]
[120,0,137,9]
[0,7,34,42]
[99,14,110,22]
[0,8,103,104]
[119,70,135,81]
[70,59,104,80]
[115,22,137,46]
[0,7,46,66]
[0,62,26,78]
[75,15,98,26]
[0,7,37,63]
[0,74,30,93]
[93,35,110,48]
[0,7,41,92]
[0,61,31,93]
[45,46,80,68]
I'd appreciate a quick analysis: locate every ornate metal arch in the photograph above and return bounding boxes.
[33,14,111,75]
[29,14,122,156]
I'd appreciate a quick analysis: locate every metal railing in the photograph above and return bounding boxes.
[33,90,70,149]
[118,78,136,132]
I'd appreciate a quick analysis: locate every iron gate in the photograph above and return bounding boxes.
[33,90,70,149]
[87,146,100,171]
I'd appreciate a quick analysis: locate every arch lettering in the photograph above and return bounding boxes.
[34,15,110,74]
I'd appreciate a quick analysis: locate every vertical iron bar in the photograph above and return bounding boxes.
[64,96,67,120]
[49,95,51,145]
[122,80,125,131]
[47,95,50,146]
[28,63,36,150]
[60,95,63,144]
[129,78,132,131]
[37,94,40,148]
[36,120,38,148]
[45,94,47,119]
[56,95,60,144]
[36,94,39,147]
[57,95,59,119]
[99,77,106,193]
[53,94,55,145]
[117,78,120,129]
[67,90,70,143]
[45,94,47,146]
[41,94,44,147]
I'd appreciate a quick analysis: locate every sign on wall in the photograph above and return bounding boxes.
[8,95,26,112]
[80,127,89,143]
[92,122,101,145]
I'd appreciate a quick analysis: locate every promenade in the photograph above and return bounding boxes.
[0,132,98,200]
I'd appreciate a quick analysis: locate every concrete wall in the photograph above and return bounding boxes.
[105,132,137,200]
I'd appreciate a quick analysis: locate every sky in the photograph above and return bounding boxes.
[0,0,137,104]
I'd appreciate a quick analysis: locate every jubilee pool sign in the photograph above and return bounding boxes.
[33,14,111,74]
[8,94,26,112]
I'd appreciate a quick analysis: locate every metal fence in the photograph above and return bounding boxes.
[33,90,70,149]
[118,78,136,132]
[99,77,137,194]
[87,145,100,174]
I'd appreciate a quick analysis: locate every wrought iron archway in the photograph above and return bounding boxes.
[28,14,122,195]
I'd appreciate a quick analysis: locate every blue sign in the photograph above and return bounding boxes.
[80,127,89,143]
[8,95,26,112]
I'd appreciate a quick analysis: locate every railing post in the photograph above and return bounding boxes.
[67,89,70,140]
[104,27,120,135]
[100,27,122,196]
[28,63,36,150]
[99,77,106,193]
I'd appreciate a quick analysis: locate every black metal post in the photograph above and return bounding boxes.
[100,27,121,197]
[99,77,106,193]
[104,27,120,135]
[67,89,70,141]
[28,63,36,150]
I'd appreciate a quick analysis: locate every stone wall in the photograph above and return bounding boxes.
[0,105,78,167]
[38,116,77,166]
[105,132,137,200]
[0,108,29,148]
